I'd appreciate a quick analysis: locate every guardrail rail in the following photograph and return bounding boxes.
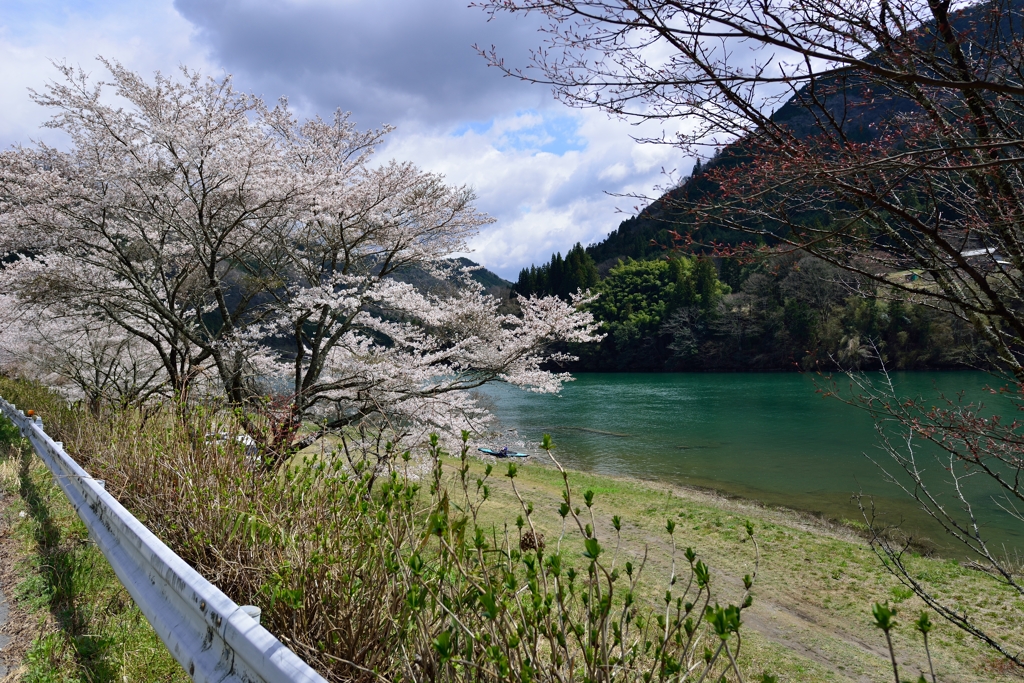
[0,396,327,683]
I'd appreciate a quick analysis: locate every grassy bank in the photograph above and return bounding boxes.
[0,415,186,682]
[0,375,1021,681]
[448,456,1024,682]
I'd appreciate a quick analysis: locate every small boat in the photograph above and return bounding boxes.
[478,447,529,458]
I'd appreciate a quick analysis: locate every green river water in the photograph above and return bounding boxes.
[482,371,1023,554]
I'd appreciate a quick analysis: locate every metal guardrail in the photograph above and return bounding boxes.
[0,396,327,683]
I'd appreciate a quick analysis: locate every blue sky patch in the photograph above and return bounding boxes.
[3,0,109,36]
[453,111,586,156]
[451,120,494,136]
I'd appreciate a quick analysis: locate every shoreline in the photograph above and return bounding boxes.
[478,450,967,559]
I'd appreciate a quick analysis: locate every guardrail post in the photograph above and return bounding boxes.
[241,605,262,625]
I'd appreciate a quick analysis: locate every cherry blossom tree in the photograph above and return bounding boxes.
[0,296,166,412]
[0,60,602,464]
[0,60,303,401]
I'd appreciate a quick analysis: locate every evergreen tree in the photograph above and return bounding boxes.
[515,243,599,300]
[562,243,598,296]
[549,252,565,297]
[514,267,534,297]
[694,257,718,313]
[668,257,696,309]
[718,257,744,289]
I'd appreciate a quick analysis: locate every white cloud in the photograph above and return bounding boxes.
[383,110,688,279]
[0,0,211,148]
[1,0,696,280]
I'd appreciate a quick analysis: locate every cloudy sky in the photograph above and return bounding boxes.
[0,0,691,279]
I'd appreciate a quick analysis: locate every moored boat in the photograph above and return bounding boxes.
[477,447,529,458]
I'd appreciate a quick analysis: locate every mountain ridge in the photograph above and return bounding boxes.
[577,0,1008,268]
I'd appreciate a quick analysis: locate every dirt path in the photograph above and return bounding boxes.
[0,491,32,681]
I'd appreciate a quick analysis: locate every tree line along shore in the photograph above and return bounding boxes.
[512,246,987,373]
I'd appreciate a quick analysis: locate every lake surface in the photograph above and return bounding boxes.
[482,371,1023,554]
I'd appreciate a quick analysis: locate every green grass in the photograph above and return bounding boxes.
[452,453,1024,682]
[0,422,187,683]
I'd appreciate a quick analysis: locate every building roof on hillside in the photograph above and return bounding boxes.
[960,247,1010,266]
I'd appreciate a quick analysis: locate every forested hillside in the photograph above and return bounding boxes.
[515,182,986,373]
[526,248,985,372]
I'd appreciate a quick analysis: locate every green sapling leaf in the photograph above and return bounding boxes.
[872,602,897,632]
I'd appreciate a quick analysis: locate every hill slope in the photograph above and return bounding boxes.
[580,0,1005,267]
